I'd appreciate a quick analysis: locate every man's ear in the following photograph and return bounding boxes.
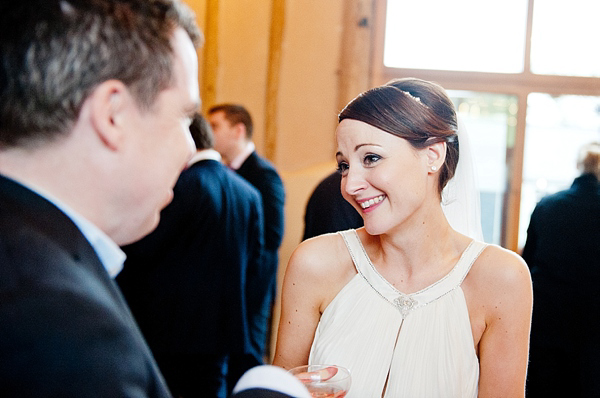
[88,80,130,151]
[234,122,247,141]
[427,141,447,172]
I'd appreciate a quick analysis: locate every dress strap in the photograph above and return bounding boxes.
[338,229,488,318]
[415,240,487,305]
[338,229,371,275]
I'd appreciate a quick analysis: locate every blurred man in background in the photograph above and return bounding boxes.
[209,104,285,390]
[523,141,600,397]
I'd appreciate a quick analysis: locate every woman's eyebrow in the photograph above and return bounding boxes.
[337,143,382,157]
[355,143,380,151]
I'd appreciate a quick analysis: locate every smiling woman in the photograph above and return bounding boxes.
[274,77,533,398]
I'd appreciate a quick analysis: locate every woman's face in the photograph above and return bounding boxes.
[335,119,433,236]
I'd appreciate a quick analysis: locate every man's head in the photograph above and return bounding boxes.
[0,0,201,148]
[0,0,202,245]
[189,112,215,150]
[577,141,600,180]
[207,104,253,163]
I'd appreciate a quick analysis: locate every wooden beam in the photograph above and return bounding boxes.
[338,0,375,112]
[201,0,219,115]
[503,91,528,252]
[264,0,285,162]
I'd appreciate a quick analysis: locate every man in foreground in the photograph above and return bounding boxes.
[0,1,201,396]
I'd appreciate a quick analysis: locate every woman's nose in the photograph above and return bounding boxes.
[343,167,367,195]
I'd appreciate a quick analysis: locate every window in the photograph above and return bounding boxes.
[530,0,600,77]
[384,0,528,73]
[373,0,600,250]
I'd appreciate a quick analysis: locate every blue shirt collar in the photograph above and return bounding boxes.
[15,181,125,277]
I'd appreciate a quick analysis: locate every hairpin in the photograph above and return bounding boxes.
[400,90,428,108]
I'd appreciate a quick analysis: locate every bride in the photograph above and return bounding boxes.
[273,78,532,397]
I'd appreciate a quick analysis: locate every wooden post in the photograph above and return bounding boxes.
[264,0,285,162]
[338,0,375,112]
[201,0,219,115]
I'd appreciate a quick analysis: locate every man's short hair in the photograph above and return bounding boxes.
[0,0,202,148]
[208,104,254,139]
[189,113,214,150]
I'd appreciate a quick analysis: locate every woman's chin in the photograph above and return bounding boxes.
[364,223,385,236]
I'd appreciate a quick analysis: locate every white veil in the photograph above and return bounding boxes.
[441,117,484,241]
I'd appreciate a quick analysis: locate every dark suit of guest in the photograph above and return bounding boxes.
[230,151,285,383]
[117,155,264,398]
[302,171,364,241]
[0,175,170,398]
[522,173,600,398]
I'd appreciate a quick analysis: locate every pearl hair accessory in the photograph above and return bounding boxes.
[400,90,428,108]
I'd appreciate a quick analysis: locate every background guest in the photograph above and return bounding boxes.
[208,104,285,385]
[522,141,600,398]
[302,170,364,241]
[117,113,265,398]
[0,1,201,396]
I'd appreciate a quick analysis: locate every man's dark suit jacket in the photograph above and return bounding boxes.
[0,175,170,397]
[117,158,265,396]
[235,151,285,358]
[522,173,600,397]
[302,171,363,241]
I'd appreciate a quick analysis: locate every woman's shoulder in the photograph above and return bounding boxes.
[287,231,357,287]
[474,243,530,282]
[291,231,352,266]
[467,243,532,307]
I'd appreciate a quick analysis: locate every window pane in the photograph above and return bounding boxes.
[449,91,519,244]
[384,0,528,73]
[519,94,600,248]
[531,0,600,77]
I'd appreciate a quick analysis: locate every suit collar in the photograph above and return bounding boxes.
[187,148,222,166]
[571,173,599,193]
[229,141,255,170]
[0,174,110,275]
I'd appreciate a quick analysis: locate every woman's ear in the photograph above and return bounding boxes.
[427,141,447,173]
[88,80,130,151]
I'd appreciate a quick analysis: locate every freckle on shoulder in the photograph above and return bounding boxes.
[290,233,349,277]
[476,244,531,285]
[295,233,344,261]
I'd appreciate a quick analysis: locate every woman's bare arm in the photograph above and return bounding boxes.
[273,234,354,369]
[474,247,533,398]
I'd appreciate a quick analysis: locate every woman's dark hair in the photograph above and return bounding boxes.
[338,77,459,194]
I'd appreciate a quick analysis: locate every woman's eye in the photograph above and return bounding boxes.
[363,154,381,166]
[336,162,349,175]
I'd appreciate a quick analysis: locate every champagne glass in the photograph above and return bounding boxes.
[288,364,351,398]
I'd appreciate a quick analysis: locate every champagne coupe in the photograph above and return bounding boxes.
[288,364,351,398]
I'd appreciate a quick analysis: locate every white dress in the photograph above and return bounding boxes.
[309,229,487,398]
